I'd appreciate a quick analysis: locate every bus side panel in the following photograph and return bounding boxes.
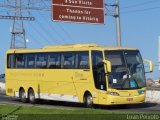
[39,69,78,102]
[6,69,39,98]
[73,70,99,104]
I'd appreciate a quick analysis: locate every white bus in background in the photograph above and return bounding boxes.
[0,74,5,93]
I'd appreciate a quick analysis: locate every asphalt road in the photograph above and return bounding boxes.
[0,94,160,113]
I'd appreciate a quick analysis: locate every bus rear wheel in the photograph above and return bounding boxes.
[20,89,27,103]
[84,93,93,108]
[28,89,36,104]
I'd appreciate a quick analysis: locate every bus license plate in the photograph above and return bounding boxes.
[127,98,133,101]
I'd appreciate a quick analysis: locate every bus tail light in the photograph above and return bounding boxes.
[107,91,120,96]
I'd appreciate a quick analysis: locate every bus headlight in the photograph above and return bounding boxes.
[138,90,146,95]
[107,91,120,96]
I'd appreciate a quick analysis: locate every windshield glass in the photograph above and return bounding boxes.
[105,50,145,90]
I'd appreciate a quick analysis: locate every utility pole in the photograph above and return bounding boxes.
[0,13,35,48]
[115,0,122,46]
[0,0,49,49]
[0,0,35,49]
[158,36,160,71]
[114,0,122,46]
[11,0,26,49]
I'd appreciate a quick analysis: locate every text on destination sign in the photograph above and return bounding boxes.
[53,0,104,8]
[53,5,104,24]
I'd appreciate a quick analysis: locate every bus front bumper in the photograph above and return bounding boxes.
[106,94,145,105]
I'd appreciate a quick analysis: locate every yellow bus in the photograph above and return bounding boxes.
[6,44,153,107]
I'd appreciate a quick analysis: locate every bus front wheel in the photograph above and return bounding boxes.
[84,93,93,108]
[28,89,36,104]
[20,89,28,103]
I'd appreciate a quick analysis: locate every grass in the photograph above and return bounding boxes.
[0,104,108,114]
[0,104,159,120]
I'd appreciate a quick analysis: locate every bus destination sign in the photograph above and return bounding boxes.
[52,0,104,24]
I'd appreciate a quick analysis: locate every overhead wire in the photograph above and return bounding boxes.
[25,0,51,46]
[24,0,44,47]
[105,5,113,16]
[29,11,60,44]
[26,25,44,47]
[28,0,75,42]
[119,0,160,14]
[56,23,75,44]
[35,18,58,44]
[105,0,160,15]
[121,0,160,9]
[36,12,63,44]
[41,0,72,44]
[28,21,51,45]
[121,6,160,14]
[38,11,66,44]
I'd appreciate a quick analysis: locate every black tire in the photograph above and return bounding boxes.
[20,89,28,103]
[28,89,36,104]
[84,93,93,108]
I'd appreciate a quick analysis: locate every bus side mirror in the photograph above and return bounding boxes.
[143,59,153,73]
[102,60,111,73]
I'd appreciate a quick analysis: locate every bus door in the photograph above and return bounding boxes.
[92,51,107,104]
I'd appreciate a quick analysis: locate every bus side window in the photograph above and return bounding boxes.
[7,54,15,68]
[62,53,75,69]
[26,54,35,68]
[15,54,25,68]
[77,52,89,69]
[48,53,61,69]
[36,54,47,69]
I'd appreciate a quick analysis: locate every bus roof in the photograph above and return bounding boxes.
[7,44,138,53]
[42,44,137,50]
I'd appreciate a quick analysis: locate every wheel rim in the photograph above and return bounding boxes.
[21,91,26,99]
[86,95,93,106]
[29,92,35,102]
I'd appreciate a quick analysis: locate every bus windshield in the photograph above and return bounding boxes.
[105,50,145,90]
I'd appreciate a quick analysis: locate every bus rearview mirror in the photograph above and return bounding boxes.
[143,59,153,73]
[102,60,111,73]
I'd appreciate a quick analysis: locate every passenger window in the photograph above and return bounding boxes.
[7,54,15,68]
[36,54,47,68]
[63,53,75,69]
[48,53,61,69]
[26,54,35,68]
[16,54,25,68]
[78,52,89,69]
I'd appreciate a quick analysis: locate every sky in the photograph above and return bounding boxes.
[0,0,160,79]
